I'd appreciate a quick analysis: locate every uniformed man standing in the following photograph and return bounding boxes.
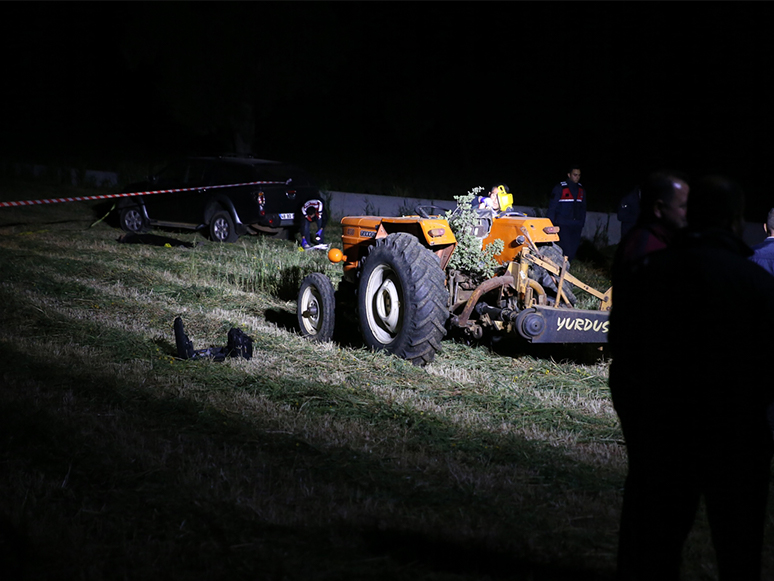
[547,165,586,261]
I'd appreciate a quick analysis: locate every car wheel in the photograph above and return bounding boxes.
[119,206,148,233]
[357,233,448,366]
[297,273,336,342]
[209,211,238,243]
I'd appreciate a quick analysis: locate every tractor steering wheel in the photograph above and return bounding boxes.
[415,205,448,219]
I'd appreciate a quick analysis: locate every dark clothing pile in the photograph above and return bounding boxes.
[609,228,774,580]
[174,317,253,361]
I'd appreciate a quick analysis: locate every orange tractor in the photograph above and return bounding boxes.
[296,202,612,366]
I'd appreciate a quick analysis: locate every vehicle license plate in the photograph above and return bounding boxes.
[280,213,294,220]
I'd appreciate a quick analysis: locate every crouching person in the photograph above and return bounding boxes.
[300,199,327,249]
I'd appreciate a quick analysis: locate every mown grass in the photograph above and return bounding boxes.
[1,179,772,581]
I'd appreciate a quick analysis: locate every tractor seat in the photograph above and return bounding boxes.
[471,209,494,239]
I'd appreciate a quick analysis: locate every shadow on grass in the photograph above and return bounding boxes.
[0,337,619,580]
[494,336,610,366]
[265,307,299,335]
[363,528,610,581]
[265,303,366,352]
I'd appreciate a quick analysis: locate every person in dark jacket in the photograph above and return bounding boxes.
[609,176,774,581]
[617,187,641,239]
[612,171,689,279]
[750,207,774,276]
[547,165,585,261]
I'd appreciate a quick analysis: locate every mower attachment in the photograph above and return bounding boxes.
[516,306,609,344]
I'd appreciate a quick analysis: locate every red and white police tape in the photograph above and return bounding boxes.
[0,180,289,209]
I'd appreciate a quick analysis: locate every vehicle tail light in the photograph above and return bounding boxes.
[252,191,266,215]
[544,226,560,234]
[428,228,446,237]
[252,191,266,206]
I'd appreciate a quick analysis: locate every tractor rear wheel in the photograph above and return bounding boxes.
[532,244,577,306]
[357,233,447,365]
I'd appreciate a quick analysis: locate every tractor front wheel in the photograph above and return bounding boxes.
[297,273,336,342]
[357,233,447,366]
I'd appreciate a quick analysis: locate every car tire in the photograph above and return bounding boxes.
[357,232,447,366]
[209,210,239,243]
[119,206,148,233]
[297,273,336,342]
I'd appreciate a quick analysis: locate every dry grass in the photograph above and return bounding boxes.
[1,179,772,580]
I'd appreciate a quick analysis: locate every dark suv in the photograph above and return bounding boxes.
[116,155,324,242]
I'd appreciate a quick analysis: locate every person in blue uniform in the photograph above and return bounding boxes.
[750,208,774,276]
[547,166,586,261]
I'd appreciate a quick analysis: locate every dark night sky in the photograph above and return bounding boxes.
[2,2,772,215]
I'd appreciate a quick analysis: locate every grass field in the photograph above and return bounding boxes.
[1,179,772,580]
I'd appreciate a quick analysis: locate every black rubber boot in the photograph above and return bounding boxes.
[174,317,195,360]
[227,327,253,360]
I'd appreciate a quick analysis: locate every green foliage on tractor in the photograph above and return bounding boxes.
[445,188,504,279]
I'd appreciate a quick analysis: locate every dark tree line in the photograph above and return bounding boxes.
[121,4,343,155]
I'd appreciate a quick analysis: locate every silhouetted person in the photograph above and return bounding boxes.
[750,207,774,276]
[547,165,586,262]
[749,208,774,437]
[617,186,641,239]
[613,171,689,278]
[609,176,774,581]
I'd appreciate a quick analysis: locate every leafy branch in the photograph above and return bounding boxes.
[446,188,505,279]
